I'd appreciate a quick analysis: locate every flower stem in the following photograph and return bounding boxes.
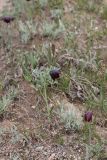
[85,124,91,160]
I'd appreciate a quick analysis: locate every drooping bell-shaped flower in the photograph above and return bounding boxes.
[1,16,15,24]
[84,111,93,122]
[50,68,60,80]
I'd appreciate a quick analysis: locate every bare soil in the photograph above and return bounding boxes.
[0,0,6,12]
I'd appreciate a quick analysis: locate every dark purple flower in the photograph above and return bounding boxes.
[50,68,60,80]
[1,16,15,24]
[84,111,93,122]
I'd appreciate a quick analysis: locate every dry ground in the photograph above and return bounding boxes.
[0,0,107,160]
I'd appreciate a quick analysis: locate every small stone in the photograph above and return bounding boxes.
[48,153,56,160]
[31,106,36,109]
[62,152,66,157]
[36,146,44,151]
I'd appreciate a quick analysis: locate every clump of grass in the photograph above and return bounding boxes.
[22,51,40,82]
[77,0,88,10]
[64,32,77,50]
[53,134,64,145]
[86,76,107,113]
[18,20,38,43]
[101,6,107,20]
[12,0,35,18]
[57,75,70,92]
[32,66,60,117]
[50,9,63,19]
[32,67,54,91]
[76,0,101,13]
[0,89,17,115]
[42,19,65,39]
[41,42,57,66]
[59,103,83,131]
[48,0,64,10]
[39,0,48,9]
[42,21,55,37]
[0,95,11,115]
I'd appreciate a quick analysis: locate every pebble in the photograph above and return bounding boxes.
[48,153,56,160]
[36,146,44,151]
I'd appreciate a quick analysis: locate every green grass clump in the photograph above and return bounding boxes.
[22,51,40,82]
[0,90,16,115]
[77,0,100,13]
[59,103,83,131]
[39,0,48,8]
[42,19,65,39]
[48,0,64,9]
[101,6,107,20]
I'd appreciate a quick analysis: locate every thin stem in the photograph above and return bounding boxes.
[39,83,51,120]
[85,124,91,160]
[88,124,91,145]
